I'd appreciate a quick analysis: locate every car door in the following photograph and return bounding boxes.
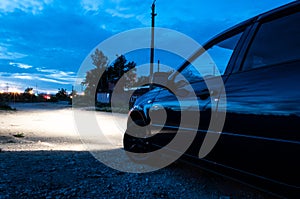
[149,25,249,158]
[206,10,300,189]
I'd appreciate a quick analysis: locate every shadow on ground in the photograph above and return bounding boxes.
[0,149,272,198]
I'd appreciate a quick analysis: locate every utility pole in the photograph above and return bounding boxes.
[157,60,160,72]
[150,0,157,84]
[71,86,74,98]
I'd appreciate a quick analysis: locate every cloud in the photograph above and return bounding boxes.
[0,46,28,60]
[36,68,75,76]
[81,0,103,12]
[79,0,149,32]
[0,1,112,71]
[0,77,25,92]
[9,62,33,69]
[36,68,77,84]
[49,71,76,80]
[36,68,59,73]
[36,77,70,85]
[0,0,53,15]
[0,72,67,94]
[0,0,294,93]
[12,74,33,80]
[105,8,135,19]
[0,67,77,90]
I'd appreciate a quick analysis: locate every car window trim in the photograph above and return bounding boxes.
[168,18,255,84]
[257,1,300,23]
[224,24,254,75]
[236,6,300,72]
[232,22,259,73]
[188,27,251,84]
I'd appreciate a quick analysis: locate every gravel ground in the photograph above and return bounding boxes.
[0,103,276,198]
[0,150,271,199]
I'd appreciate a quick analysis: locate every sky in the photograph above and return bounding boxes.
[0,0,295,94]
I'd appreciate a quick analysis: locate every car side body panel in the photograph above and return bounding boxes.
[124,1,300,195]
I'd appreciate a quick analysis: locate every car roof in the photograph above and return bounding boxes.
[206,1,299,45]
[173,1,300,76]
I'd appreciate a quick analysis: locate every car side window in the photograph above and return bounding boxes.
[179,32,243,83]
[242,12,300,70]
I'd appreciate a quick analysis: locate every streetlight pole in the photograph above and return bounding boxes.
[150,0,157,85]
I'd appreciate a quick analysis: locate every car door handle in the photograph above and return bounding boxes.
[197,89,215,100]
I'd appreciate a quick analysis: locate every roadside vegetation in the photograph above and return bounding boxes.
[0,102,16,111]
[78,49,139,113]
[0,87,72,106]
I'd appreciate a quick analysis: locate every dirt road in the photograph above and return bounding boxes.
[0,103,273,198]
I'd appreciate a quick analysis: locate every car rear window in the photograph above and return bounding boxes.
[242,12,300,70]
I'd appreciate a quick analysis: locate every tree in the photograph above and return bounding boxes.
[70,89,77,97]
[82,49,137,104]
[82,49,109,95]
[91,49,108,69]
[24,87,34,94]
[104,55,137,91]
[56,88,68,101]
[23,87,35,102]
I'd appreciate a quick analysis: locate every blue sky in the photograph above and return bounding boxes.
[0,0,295,94]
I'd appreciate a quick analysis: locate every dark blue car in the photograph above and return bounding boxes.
[123,1,300,196]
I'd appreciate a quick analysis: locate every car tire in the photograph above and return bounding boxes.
[123,119,153,163]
